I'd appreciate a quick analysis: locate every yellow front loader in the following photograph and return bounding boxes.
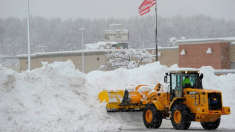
[98,69,231,130]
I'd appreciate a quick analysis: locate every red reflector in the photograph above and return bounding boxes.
[209,111,213,113]
[202,109,205,112]
[221,111,225,113]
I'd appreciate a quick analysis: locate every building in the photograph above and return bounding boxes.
[176,37,235,69]
[103,24,129,49]
[155,46,179,67]
[17,37,235,73]
[152,37,235,69]
[0,54,19,72]
[85,41,128,50]
[17,51,106,73]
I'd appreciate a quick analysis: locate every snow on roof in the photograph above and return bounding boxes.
[159,46,178,50]
[95,41,117,45]
[0,54,14,58]
[85,41,118,50]
[86,41,117,46]
[176,37,235,45]
[17,48,128,58]
[17,50,107,58]
[146,46,178,51]
[85,44,100,50]
[103,29,128,31]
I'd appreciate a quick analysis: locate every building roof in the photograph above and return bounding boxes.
[17,49,131,58]
[146,46,179,51]
[0,54,12,57]
[0,54,17,58]
[85,41,118,50]
[176,37,235,45]
[17,50,108,58]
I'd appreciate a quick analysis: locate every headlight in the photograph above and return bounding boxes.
[212,98,218,104]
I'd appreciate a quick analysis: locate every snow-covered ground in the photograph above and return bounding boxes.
[0,60,234,131]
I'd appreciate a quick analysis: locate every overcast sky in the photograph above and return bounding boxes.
[0,0,235,20]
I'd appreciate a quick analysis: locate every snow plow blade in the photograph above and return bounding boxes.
[98,90,126,111]
[98,85,162,112]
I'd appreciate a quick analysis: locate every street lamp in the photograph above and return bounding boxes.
[27,0,31,70]
[79,28,84,73]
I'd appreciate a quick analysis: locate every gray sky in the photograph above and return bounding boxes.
[0,0,235,20]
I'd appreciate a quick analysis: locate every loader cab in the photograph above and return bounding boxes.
[164,69,203,101]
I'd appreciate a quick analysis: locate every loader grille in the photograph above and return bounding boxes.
[208,93,222,110]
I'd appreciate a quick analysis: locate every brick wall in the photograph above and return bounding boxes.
[179,43,230,69]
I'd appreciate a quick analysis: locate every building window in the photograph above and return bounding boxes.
[231,62,235,69]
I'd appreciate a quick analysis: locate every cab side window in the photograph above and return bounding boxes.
[176,74,181,88]
[170,74,176,101]
[171,74,176,90]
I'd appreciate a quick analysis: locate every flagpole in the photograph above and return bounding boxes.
[138,0,158,61]
[155,0,158,61]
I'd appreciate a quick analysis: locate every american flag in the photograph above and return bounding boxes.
[139,0,155,16]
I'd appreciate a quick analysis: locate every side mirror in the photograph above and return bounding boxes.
[200,73,204,79]
[164,76,168,83]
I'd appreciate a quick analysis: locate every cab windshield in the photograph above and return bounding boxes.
[182,73,202,89]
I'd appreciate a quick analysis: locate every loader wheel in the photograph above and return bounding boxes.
[143,104,162,128]
[171,104,191,130]
[201,118,220,130]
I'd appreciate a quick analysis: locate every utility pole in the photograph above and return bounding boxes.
[27,0,31,70]
[155,0,158,61]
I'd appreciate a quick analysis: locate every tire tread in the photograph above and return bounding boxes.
[143,104,162,128]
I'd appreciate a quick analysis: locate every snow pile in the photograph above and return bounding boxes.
[0,60,117,132]
[87,63,235,129]
[87,62,169,127]
[1,61,235,131]
[137,86,154,92]
[87,61,168,92]
[200,66,235,128]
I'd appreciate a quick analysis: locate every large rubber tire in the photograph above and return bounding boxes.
[171,104,191,130]
[201,118,220,130]
[143,104,162,128]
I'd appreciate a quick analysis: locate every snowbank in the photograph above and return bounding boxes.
[87,63,235,129]
[199,66,235,128]
[0,60,117,132]
[1,61,234,131]
[87,61,168,92]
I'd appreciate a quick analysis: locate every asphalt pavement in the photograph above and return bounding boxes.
[108,112,234,132]
[120,127,235,132]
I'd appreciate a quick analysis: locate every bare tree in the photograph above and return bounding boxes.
[100,49,154,70]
